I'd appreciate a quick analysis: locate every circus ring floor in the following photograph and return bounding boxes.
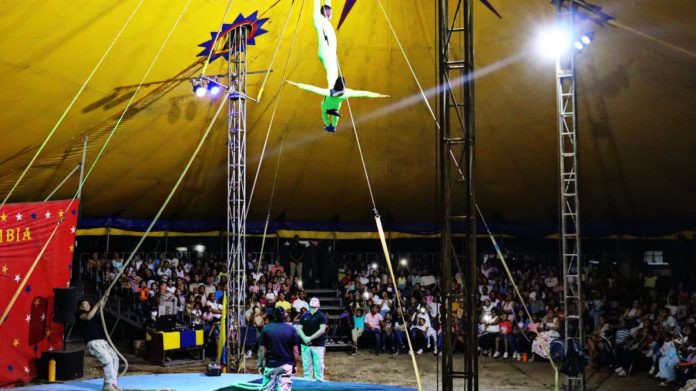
[19,373,416,391]
[19,350,669,391]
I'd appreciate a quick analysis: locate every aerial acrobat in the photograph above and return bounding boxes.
[288,0,389,132]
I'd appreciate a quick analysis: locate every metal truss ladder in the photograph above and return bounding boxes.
[557,1,584,390]
[226,25,248,368]
[439,0,477,390]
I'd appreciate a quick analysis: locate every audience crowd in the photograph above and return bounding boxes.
[82,240,696,389]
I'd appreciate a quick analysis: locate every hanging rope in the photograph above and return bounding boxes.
[334,46,424,390]
[247,0,306,217]
[81,0,194,187]
[375,0,439,128]
[0,0,145,210]
[100,96,227,376]
[199,0,235,78]
[256,0,298,101]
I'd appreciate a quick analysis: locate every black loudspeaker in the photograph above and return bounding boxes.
[53,287,80,324]
[38,349,84,381]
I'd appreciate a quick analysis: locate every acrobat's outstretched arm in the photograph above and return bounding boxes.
[344,89,390,99]
[287,80,331,96]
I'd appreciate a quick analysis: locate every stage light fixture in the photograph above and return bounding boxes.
[192,80,207,97]
[574,41,584,51]
[399,258,408,266]
[371,262,378,269]
[536,26,572,59]
[580,32,594,45]
[208,80,222,96]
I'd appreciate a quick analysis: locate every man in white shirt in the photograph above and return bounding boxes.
[292,291,309,315]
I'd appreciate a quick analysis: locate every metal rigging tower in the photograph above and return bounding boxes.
[226,24,249,369]
[438,0,477,390]
[556,1,584,390]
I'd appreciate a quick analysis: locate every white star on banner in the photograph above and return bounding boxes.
[14,274,21,283]
[66,281,71,287]
[48,346,54,351]
[25,314,31,322]
[24,367,30,374]
[15,212,22,221]
[40,313,45,321]
[70,226,76,234]
[44,211,51,219]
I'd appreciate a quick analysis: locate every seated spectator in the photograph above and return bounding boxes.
[350,307,366,355]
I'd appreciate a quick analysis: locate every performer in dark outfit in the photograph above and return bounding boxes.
[258,307,300,391]
[76,297,121,391]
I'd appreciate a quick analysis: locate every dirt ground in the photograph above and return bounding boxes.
[75,347,677,391]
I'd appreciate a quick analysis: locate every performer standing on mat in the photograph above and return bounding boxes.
[298,297,328,381]
[76,297,122,391]
[258,307,300,391]
[287,80,389,132]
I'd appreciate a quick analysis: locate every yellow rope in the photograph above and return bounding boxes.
[334,42,424,391]
[375,216,424,391]
[247,0,306,217]
[200,0,235,77]
[0,0,145,210]
[100,96,227,376]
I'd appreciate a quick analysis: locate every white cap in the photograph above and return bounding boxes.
[309,297,321,308]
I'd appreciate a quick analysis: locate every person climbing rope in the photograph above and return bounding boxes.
[286,80,388,132]
[313,0,342,97]
[76,297,122,391]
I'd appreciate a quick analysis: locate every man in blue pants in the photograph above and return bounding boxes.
[298,297,328,381]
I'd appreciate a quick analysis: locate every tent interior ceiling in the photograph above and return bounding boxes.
[0,0,695,229]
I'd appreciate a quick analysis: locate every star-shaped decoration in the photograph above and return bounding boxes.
[12,338,20,348]
[48,345,54,351]
[70,226,76,234]
[23,366,30,374]
[25,314,31,322]
[30,212,37,220]
[69,244,74,253]
[66,281,71,287]
[40,313,45,321]
[24,285,31,293]
[45,330,52,337]
[0,212,7,222]
[44,211,51,219]
[14,274,21,283]
[58,209,65,218]
[33,298,41,307]
[15,212,22,221]
[1,265,8,274]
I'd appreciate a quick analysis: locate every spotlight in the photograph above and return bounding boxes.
[192,80,207,97]
[399,259,408,266]
[208,80,222,96]
[371,262,378,269]
[580,32,594,45]
[574,41,584,51]
[536,26,572,59]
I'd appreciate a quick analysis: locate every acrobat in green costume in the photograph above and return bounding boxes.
[290,0,389,132]
[313,0,339,93]
[287,81,389,132]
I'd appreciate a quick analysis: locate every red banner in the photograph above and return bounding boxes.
[0,199,79,387]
